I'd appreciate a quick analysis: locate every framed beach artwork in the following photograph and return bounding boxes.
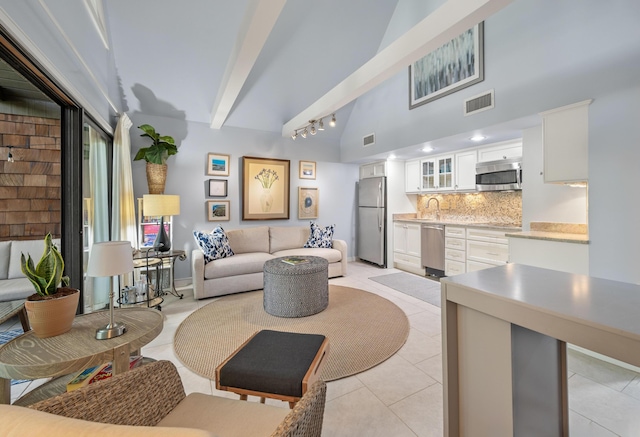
[242,156,290,220]
[299,160,316,180]
[207,153,230,176]
[207,200,230,221]
[208,179,227,197]
[409,22,484,109]
[298,187,318,219]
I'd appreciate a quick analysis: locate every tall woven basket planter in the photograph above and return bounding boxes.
[146,162,167,194]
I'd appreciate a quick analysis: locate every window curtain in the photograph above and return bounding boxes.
[111,114,136,290]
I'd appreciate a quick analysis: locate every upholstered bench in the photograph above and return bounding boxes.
[215,330,329,408]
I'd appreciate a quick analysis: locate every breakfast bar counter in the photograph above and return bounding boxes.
[441,264,640,436]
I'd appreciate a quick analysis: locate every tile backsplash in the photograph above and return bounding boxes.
[417,191,522,225]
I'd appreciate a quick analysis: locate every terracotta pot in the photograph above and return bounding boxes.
[24,288,80,338]
[146,162,167,194]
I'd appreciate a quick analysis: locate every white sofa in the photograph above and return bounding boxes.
[191,226,347,300]
[0,239,57,301]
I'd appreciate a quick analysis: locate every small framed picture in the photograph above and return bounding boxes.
[299,160,316,180]
[298,187,318,219]
[208,179,228,197]
[207,200,230,221]
[207,153,230,176]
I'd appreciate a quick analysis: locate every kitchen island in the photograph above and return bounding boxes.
[441,264,640,436]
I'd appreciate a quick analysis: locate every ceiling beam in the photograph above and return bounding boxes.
[210,0,286,129]
[281,0,512,137]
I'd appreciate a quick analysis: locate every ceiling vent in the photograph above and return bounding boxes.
[363,133,375,147]
[464,89,494,116]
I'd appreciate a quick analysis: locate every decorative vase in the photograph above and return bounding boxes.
[146,162,167,194]
[24,287,80,338]
[260,188,273,212]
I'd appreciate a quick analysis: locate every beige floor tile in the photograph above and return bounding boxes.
[326,375,364,402]
[397,328,441,365]
[569,410,618,437]
[568,348,639,392]
[408,310,441,337]
[622,376,640,402]
[322,386,417,437]
[177,366,213,396]
[390,383,444,437]
[415,354,443,384]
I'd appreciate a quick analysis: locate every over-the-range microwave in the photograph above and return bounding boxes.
[475,157,522,191]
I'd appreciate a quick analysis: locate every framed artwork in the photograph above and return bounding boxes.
[298,187,318,219]
[207,153,230,176]
[409,22,484,109]
[207,200,230,221]
[299,160,316,180]
[242,156,290,220]
[208,179,227,197]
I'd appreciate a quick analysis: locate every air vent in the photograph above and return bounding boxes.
[464,89,494,116]
[363,133,375,147]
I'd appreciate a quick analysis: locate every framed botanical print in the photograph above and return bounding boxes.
[207,153,230,176]
[242,156,290,220]
[208,179,227,197]
[207,200,230,221]
[298,187,318,219]
[299,160,316,179]
[409,22,484,109]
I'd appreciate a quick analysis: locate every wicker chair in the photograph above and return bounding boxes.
[19,360,327,437]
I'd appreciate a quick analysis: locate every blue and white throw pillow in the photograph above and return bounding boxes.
[193,227,234,263]
[303,221,334,249]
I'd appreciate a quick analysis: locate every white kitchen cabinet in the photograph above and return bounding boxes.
[466,228,509,272]
[360,161,387,179]
[393,221,423,275]
[421,154,454,191]
[540,99,592,184]
[477,141,522,163]
[445,225,466,276]
[405,159,421,193]
[508,237,589,275]
[454,150,477,191]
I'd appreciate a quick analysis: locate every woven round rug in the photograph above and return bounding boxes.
[173,285,409,382]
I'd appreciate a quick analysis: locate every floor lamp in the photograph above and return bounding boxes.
[143,194,180,252]
[87,241,134,340]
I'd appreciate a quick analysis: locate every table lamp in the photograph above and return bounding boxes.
[87,241,134,340]
[143,194,180,252]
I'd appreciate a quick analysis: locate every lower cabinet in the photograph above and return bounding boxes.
[445,226,466,276]
[466,228,509,272]
[393,221,423,275]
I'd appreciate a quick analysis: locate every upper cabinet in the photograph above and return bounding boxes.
[360,161,387,179]
[421,155,454,192]
[540,99,592,184]
[454,150,477,191]
[405,159,421,193]
[477,140,522,163]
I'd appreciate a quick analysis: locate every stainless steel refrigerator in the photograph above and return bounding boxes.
[357,176,386,267]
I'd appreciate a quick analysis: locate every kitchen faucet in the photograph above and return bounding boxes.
[426,197,441,220]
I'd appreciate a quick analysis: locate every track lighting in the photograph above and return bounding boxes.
[290,114,337,140]
[6,146,14,163]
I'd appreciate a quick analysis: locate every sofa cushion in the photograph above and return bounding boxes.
[193,228,234,263]
[157,392,288,437]
[272,247,342,264]
[0,404,212,437]
[8,238,60,280]
[226,226,269,254]
[0,241,10,280]
[204,252,274,280]
[0,277,34,301]
[303,222,334,249]
[269,226,310,253]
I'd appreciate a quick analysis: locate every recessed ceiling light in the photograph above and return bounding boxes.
[422,146,434,153]
[388,154,396,160]
[470,135,486,142]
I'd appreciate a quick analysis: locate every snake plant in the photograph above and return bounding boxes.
[20,233,70,297]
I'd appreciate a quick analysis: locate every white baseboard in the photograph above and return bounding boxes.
[569,344,640,374]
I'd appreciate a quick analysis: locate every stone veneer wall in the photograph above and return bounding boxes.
[417,191,522,226]
[0,114,61,240]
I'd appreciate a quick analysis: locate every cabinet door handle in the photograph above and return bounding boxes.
[488,252,500,256]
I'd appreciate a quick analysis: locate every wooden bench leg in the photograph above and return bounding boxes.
[240,394,247,401]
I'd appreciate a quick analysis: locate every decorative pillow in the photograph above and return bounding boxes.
[193,227,234,263]
[303,221,334,249]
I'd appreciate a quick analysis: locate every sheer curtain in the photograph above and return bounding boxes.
[111,114,136,289]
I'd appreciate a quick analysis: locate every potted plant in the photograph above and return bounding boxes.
[133,124,178,194]
[21,233,79,338]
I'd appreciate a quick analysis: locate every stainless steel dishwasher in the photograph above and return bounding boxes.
[421,224,445,277]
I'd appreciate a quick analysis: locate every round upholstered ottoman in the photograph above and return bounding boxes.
[263,256,329,317]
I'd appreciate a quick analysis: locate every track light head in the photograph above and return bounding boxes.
[301,128,308,138]
[291,131,298,140]
[318,119,325,131]
[310,121,316,135]
[330,114,336,127]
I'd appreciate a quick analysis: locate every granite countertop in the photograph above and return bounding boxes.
[393,216,522,232]
[505,222,589,244]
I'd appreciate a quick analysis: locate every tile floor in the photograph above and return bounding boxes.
[3,261,640,436]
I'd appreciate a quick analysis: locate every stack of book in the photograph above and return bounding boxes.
[66,355,143,392]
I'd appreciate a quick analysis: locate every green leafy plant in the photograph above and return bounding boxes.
[133,124,178,165]
[20,233,70,297]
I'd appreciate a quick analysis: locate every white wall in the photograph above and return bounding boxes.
[521,126,587,230]
[130,113,359,280]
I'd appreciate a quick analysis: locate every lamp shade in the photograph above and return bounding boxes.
[87,241,134,277]
[143,194,180,216]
